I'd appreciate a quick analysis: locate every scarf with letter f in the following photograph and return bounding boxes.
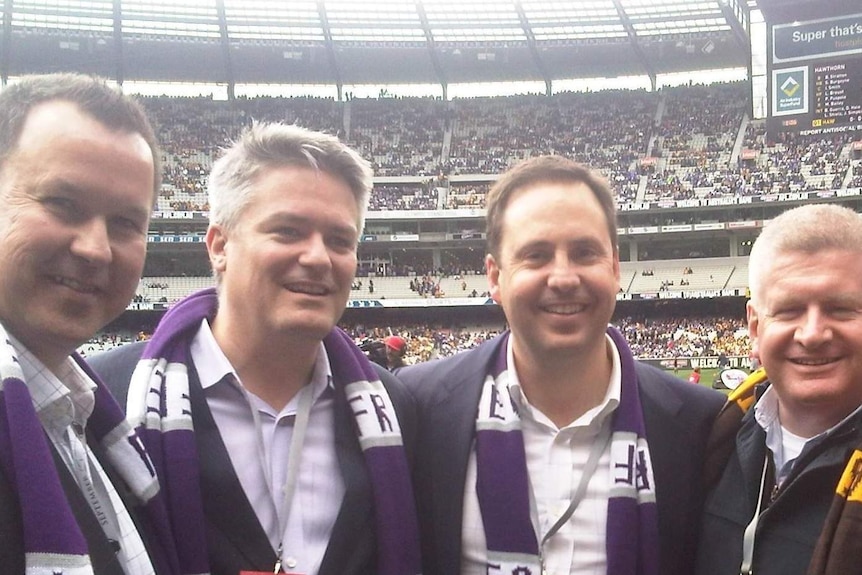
[126,288,422,575]
[474,327,659,575]
[0,324,181,575]
[704,367,862,575]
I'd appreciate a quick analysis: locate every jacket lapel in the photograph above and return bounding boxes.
[425,338,503,574]
[187,367,277,570]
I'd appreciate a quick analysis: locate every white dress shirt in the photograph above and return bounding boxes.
[461,334,622,575]
[12,335,154,575]
[190,319,345,575]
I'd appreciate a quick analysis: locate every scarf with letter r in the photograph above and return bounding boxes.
[474,326,659,575]
[704,367,862,575]
[125,287,422,575]
[0,323,181,575]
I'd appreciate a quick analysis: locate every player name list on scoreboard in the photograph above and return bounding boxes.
[813,61,862,124]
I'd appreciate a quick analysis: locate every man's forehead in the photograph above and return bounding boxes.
[16,100,88,143]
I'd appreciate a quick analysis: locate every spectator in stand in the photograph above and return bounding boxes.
[384,335,408,374]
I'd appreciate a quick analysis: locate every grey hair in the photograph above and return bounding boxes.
[748,203,862,305]
[208,122,373,234]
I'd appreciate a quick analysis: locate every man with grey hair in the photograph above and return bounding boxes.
[91,123,421,575]
[696,203,862,575]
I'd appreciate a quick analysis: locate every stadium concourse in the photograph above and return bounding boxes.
[78,80,862,372]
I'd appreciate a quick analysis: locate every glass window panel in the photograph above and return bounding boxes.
[325,1,424,42]
[225,0,322,40]
[122,0,220,38]
[11,0,114,33]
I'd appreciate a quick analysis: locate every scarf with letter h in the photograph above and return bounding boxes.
[474,327,659,575]
[0,324,181,575]
[126,288,422,575]
[704,368,862,575]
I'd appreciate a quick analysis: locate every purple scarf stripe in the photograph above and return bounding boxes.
[362,447,423,573]
[475,332,540,555]
[0,380,89,556]
[607,327,648,435]
[477,430,539,553]
[135,338,209,575]
[144,289,217,361]
[639,504,660,574]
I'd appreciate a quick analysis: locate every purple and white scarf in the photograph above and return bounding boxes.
[126,288,422,575]
[474,327,659,575]
[0,325,181,575]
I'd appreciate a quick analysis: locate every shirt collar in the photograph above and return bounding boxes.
[505,331,621,429]
[189,318,333,401]
[8,333,96,434]
[755,384,862,476]
[754,386,791,472]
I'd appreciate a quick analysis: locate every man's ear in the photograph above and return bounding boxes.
[486,253,502,305]
[746,300,761,361]
[206,225,228,275]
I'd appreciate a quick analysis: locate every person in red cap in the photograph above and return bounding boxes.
[384,335,408,373]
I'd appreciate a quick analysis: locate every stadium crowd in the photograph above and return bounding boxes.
[141,82,862,218]
[81,315,751,365]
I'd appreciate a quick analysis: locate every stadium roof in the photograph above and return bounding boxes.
[2,0,756,91]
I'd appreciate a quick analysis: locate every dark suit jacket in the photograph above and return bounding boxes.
[0,422,159,575]
[398,333,724,575]
[89,340,417,575]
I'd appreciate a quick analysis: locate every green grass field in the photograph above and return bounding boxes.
[662,366,731,394]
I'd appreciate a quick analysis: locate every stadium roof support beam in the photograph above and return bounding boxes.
[1,0,12,85]
[716,0,751,60]
[215,0,235,100]
[112,0,124,86]
[611,0,656,92]
[317,1,343,101]
[515,1,551,97]
[416,1,448,101]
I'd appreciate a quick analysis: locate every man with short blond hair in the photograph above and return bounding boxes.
[697,203,862,575]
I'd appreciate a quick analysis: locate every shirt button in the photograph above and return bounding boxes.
[285,557,298,569]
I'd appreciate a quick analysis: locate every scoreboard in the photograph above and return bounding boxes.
[768,12,862,136]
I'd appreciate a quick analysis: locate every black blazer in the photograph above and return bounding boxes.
[89,340,417,575]
[398,333,725,575]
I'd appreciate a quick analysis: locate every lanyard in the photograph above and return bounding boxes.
[67,422,123,553]
[244,381,315,574]
[537,422,613,575]
[740,454,771,575]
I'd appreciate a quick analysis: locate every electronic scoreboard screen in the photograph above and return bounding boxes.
[768,12,862,136]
